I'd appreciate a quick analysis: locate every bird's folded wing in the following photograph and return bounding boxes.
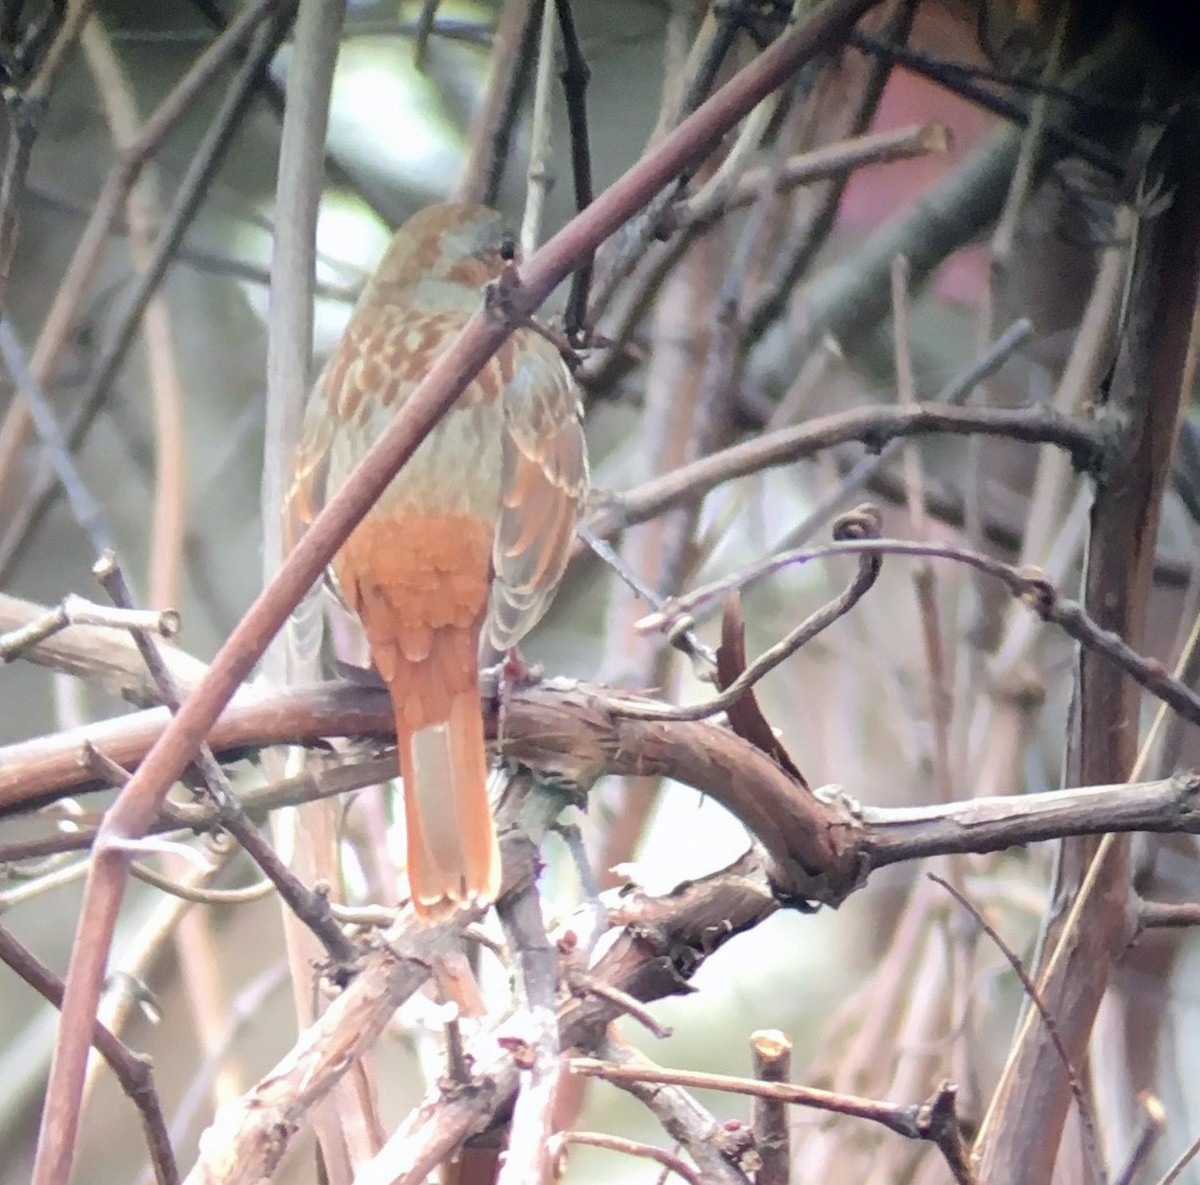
[488,332,588,650]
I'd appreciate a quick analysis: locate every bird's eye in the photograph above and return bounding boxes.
[499,233,517,262]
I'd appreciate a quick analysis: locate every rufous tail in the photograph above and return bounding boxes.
[394,687,501,918]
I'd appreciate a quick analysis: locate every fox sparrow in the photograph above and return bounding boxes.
[285,202,588,918]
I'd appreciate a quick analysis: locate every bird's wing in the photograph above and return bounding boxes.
[488,330,588,651]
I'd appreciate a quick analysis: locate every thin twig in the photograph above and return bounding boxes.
[743,0,917,347]
[0,923,179,1185]
[1,752,399,864]
[1156,1131,1200,1185]
[455,0,541,206]
[594,1032,752,1185]
[586,402,1104,548]
[185,0,402,224]
[93,551,359,970]
[1113,1095,1166,1185]
[0,857,91,912]
[81,15,189,609]
[411,0,441,68]
[0,81,39,317]
[847,28,1126,175]
[757,317,1033,589]
[0,593,177,662]
[0,319,116,556]
[262,0,345,629]
[128,865,276,907]
[892,255,953,802]
[549,1131,702,1185]
[519,0,557,258]
[0,1,92,316]
[553,0,593,340]
[675,123,949,228]
[1136,901,1200,931]
[584,0,787,326]
[570,1057,968,1146]
[138,960,290,1185]
[928,873,1106,1185]
[638,536,1200,731]
[576,522,717,672]
[0,0,283,513]
[443,1009,471,1086]
[614,506,882,720]
[570,975,673,1040]
[260,5,358,1173]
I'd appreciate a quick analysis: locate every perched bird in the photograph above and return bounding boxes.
[285,203,587,918]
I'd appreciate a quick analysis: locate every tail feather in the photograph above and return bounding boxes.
[396,688,500,918]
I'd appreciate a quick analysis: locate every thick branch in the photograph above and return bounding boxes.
[7,673,1200,907]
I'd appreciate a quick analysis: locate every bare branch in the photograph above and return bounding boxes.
[593,1033,752,1185]
[1,593,178,663]
[587,403,1103,546]
[750,1029,793,1185]
[186,850,778,1184]
[548,1131,703,1185]
[0,923,178,1185]
[495,843,561,1185]
[928,874,1104,1185]
[641,536,1200,731]
[617,505,880,721]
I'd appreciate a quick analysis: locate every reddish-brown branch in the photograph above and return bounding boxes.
[8,675,1200,909]
[0,923,178,1185]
